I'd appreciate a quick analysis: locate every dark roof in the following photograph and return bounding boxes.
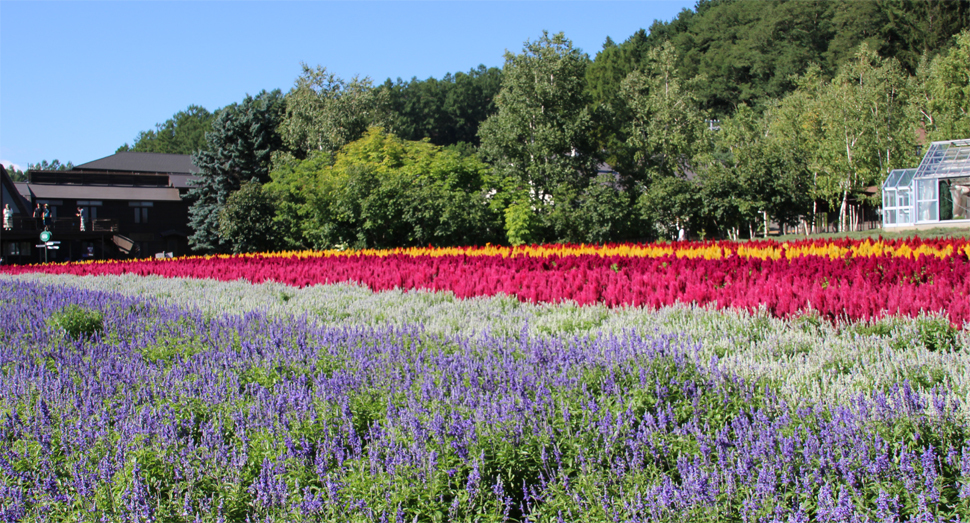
[14,183,31,199]
[73,152,198,174]
[1,165,31,214]
[29,185,183,202]
[168,173,200,189]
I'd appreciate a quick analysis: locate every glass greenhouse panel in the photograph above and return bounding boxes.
[884,208,897,225]
[897,187,913,224]
[882,169,916,226]
[884,169,902,188]
[897,169,915,188]
[917,178,939,222]
[915,140,970,179]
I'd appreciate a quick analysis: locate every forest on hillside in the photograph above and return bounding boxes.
[110,0,970,252]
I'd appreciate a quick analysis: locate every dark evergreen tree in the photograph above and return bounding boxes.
[186,90,285,254]
[383,65,502,147]
[28,159,74,171]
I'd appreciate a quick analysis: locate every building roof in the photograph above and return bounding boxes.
[14,183,31,199]
[883,168,916,190]
[1,165,31,214]
[168,173,200,189]
[73,152,198,174]
[914,139,970,179]
[28,185,183,202]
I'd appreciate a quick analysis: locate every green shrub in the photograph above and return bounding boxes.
[916,316,958,352]
[49,305,104,340]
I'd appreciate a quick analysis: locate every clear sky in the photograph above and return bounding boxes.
[1,1,695,172]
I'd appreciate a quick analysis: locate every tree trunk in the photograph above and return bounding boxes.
[811,200,818,235]
[839,190,849,232]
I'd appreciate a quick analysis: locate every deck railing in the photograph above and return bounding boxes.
[2,216,118,233]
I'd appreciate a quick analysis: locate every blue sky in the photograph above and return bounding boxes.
[1,1,694,172]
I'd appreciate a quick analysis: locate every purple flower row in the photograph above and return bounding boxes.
[0,279,968,522]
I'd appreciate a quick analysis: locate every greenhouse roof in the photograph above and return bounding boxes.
[884,168,916,189]
[914,139,970,178]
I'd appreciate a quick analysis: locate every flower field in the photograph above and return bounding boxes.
[1,237,970,521]
[3,237,970,326]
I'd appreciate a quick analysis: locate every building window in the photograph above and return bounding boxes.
[37,199,63,219]
[77,200,101,222]
[129,201,153,224]
[6,242,30,256]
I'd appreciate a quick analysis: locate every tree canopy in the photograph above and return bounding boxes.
[267,127,500,249]
[117,105,216,155]
[276,64,392,162]
[383,65,502,147]
[478,31,602,244]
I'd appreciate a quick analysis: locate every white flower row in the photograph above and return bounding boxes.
[4,272,969,419]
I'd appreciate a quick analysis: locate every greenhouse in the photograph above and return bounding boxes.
[883,138,970,228]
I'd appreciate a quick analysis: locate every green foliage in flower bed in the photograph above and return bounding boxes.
[48,304,104,340]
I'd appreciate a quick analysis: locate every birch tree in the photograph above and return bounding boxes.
[815,45,917,231]
[478,31,598,243]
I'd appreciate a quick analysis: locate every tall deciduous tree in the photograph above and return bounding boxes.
[217,181,278,254]
[813,45,917,231]
[917,30,970,141]
[277,64,391,162]
[769,70,828,234]
[585,30,654,177]
[620,41,703,181]
[186,90,285,254]
[478,31,599,244]
[705,103,811,239]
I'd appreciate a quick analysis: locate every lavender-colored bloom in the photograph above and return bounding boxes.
[1,277,969,521]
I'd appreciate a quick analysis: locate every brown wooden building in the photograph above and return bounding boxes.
[1,152,198,265]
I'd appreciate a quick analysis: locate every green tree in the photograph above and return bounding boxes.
[638,175,701,240]
[577,173,640,244]
[383,65,502,147]
[620,41,703,181]
[478,31,599,244]
[267,128,499,249]
[812,45,917,231]
[705,103,812,239]
[585,30,654,177]
[917,30,970,141]
[768,71,828,234]
[618,0,968,116]
[697,162,748,240]
[217,181,278,253]
[263,150,333,250]
[117,105,216,155]
[186,90,285,254]
[277,64,392,162]
[28,159,74,171]
[826,0,970,75]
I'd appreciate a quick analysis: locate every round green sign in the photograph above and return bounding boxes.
[39,231,51,242]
